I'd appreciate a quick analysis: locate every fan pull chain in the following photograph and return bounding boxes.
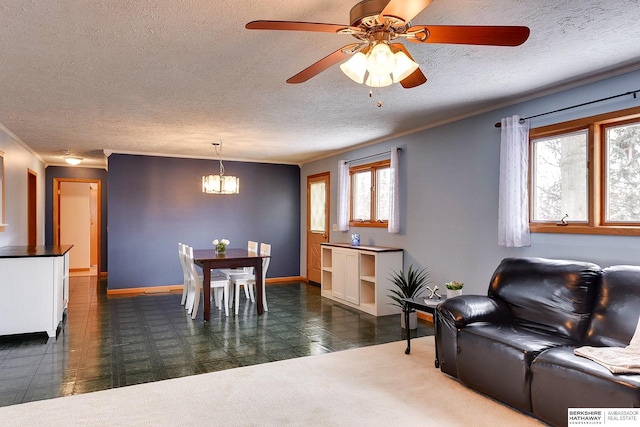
[369,89,383,108]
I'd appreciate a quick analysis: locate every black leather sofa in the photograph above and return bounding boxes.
[435,257,640,427]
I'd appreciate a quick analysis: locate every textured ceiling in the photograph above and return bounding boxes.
[1,1,640,168]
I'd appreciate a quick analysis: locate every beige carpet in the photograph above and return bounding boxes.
[0,337,543,426]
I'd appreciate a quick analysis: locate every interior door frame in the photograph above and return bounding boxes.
[306,171,330,284]
[27,169,37,246]
[53,177,102,275]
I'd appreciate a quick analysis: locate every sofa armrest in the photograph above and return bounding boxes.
[438,295,511,327]
[435,295,510,378]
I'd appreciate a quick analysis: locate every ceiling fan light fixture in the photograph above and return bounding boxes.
[392,50,419,83]
[340,51,367,84]
[365,73,393,88]
[64,156,83,165]
[366,42,396,77]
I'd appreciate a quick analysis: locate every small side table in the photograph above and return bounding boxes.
[402,297,445,368]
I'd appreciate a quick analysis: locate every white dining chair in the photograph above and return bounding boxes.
[185,245,231,318]
[180,243,205,311]
[178,243,191,307]
[217,240,258,301]
[230,242,271,315]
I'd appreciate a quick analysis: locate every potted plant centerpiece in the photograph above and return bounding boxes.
[388,265,431,330]
[445,281,464,299]
[212,238,230,254]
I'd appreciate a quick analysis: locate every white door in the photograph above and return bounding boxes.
[60,182,91,270]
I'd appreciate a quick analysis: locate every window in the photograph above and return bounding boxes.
[529,106,640,235]
[531,130,588,222]
[350,159,390,227]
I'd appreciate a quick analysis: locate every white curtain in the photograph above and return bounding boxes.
[388,147,400,233]
[498,115,531,247]
[337,160,350,231]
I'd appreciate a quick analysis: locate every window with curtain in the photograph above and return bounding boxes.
[529,105,640,235]
[350,159,390,228]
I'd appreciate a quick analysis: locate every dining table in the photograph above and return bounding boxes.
[192,248,268,321]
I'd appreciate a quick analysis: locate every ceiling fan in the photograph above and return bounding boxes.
[246,0,530,89]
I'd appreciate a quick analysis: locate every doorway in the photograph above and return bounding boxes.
[27,169,37,246]
[54,178,101,276]
[306,172,330,284]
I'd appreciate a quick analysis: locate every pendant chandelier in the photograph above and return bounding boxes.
[202,141,239,194]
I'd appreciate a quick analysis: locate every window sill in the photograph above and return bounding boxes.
[349,222,388,228]
[530,224,640,236]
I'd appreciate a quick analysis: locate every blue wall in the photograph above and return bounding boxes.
[107,154,300,290]
[300,68,640,296]
[45,166,109,273]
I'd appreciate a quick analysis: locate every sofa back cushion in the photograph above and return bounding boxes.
[488,257,602,341]
[585,265,640,347]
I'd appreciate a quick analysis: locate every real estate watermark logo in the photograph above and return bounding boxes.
[568,409,640,426]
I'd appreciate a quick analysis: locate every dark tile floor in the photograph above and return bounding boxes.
[0,276,432,407]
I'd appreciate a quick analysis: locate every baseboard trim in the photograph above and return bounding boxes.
[267,276,305,284]
[106,277,306,295]
[107,285,184,295]
[418,312,433,322]
[70,268,90,273]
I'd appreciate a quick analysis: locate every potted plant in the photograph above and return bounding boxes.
[445,281,464,299]
[388,265,431,330]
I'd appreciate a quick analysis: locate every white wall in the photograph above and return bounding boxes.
[300,68,640,296]
[0,127,46,247]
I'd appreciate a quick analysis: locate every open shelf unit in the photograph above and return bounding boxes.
[320,243,403,316]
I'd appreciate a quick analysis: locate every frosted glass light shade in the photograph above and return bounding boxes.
[392,51,419,83]
[366,43,396,77]
[365,74,393,88]
[202,174,239,194]
[64,156,82,165]
[340,52,367,84]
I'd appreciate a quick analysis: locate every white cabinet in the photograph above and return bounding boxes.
[0,245,72,338]
[332,248,359,304]
[321,243,403,316]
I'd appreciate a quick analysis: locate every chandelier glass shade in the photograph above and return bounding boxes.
[340,42,419,88]
[366,43,396,76]
[392,50,420,83]
[365,73,393,88]
[202,170,239,194]
[339,52,367,84]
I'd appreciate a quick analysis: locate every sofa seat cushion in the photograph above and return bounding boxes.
[531,346,640,427]
[457,323,574,413]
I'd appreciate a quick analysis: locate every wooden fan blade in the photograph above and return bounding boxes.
[286,45,357,84]
[399,67,427,88]
[407,25,530,46]
[390,44,427,88]
[379,0,433,24]
[246,20,349,33]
